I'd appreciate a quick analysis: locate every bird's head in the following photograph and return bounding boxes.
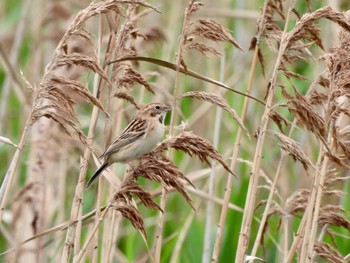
[139,102,172,124]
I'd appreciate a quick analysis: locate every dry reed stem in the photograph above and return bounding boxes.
[208,0,269,260]
[284,194,309,263]
[105,209,118,262]
[61,0,157,260]
[206,3,271,256]
[249,76,322,259]
[0,117,32,221]
[153,0,195,260]
[74,204,113,263]
[300,146,329,262]
[202,57,224,263]
[61,59,107,263]
[249,120,301,259]
[299,183,320,262]
[0,53,35,222]
[61,28,111,261]
[235,1,297,261]
[61,137,96,262]
[91,15,104,263]
[1,4,120,234]
[185,186,243,212]
[296,8,350,261]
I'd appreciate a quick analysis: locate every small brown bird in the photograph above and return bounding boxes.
[87,102,171,188]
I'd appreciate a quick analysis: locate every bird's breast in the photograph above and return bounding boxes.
[144,122,165,149]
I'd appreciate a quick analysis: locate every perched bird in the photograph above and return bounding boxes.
[87,102,171,188]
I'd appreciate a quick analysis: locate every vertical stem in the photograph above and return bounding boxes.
[234,1,296,261]
[234,44,284,263]
[154,2,190,261]
[249,76,319,261]
[91,14,103,263]
[0,119,32,221]
[250,115,304,259]
[299,146,329,262]
[282,216,289,260]
[105,209,118,262]
[211,0,270,259]
[74,204,113,263]
[212,43,258,263]
[61,105,100,263]
[62,11,117,261]
[154,187,167,262]
[284,200,308,263]
[307,155,329,261]
[249,153,287,260]
[202,56,225,263]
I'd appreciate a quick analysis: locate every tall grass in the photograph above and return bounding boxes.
[1,0,350,262]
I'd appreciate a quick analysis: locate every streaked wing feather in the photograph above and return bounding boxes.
[100,118,147,158]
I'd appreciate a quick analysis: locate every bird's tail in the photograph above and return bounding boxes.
[86,162,109,188]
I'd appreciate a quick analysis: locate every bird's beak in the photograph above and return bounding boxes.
[164,105,172,112]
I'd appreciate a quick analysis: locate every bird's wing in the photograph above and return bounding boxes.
[100,118,147,158]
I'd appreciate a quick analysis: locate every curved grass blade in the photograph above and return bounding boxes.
[108,56,265,105]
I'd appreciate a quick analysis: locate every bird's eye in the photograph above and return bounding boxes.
[155,105,161,110]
